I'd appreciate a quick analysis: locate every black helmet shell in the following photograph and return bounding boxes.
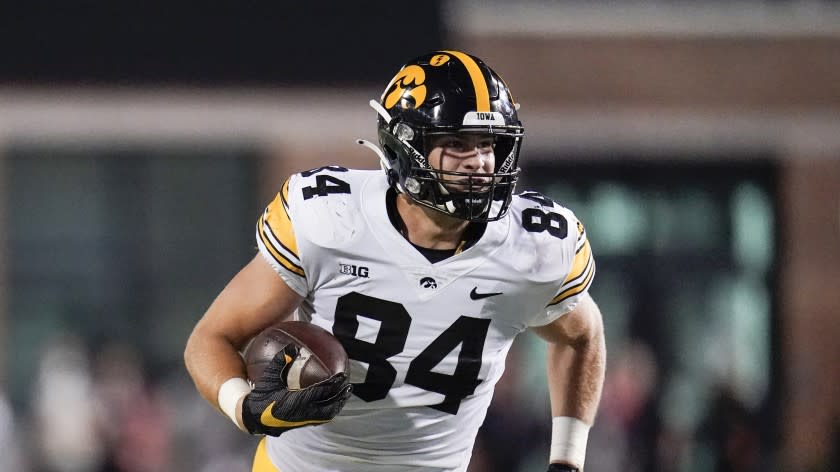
[377,50,524,221]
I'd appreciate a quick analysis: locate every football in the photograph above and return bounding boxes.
[243,320,349,390]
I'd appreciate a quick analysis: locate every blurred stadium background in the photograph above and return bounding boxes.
[1,1,839,471]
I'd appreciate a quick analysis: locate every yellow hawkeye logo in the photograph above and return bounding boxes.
[259,401,331,428]
[382,65,427,110]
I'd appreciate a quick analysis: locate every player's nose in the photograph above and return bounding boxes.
[462,150,491,172]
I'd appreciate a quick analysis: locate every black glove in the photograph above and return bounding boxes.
[241,346,352,436]
[547,464,579,472]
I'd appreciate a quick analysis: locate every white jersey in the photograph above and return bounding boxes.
[255,167,595,472]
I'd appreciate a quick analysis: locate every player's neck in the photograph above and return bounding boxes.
[395,193,469,250]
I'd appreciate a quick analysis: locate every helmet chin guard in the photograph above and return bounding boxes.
[373,50,524,222]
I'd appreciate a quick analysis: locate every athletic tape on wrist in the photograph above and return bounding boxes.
[550,416,590,469]
[218,377,252,432]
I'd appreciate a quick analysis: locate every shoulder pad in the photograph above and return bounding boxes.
[285,167,371,249]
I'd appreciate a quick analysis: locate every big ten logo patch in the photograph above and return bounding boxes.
[339,263,370,278]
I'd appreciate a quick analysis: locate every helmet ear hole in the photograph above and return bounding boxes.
[425,92,445,107]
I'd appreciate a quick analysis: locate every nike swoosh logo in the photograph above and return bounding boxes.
[470,287,503,300]
[260,401,331,428]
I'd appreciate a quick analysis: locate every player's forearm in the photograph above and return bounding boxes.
[543,325,605,470]
[184,327,249,411]
[545,324,605,424]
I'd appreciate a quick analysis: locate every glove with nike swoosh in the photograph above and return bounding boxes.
[241,347,352,436]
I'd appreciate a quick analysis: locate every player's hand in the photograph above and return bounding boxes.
[547,464,579,472]
[241,347,352,436]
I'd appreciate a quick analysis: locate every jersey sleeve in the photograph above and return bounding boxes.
[544,219,596,319]
[255,176,308,297]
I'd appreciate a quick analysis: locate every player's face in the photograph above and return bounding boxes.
[426,134,496,193]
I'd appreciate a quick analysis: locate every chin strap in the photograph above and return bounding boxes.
[355,138,407,195]
[356,139,389,170]
[368,99,392,123]
[359,98,405,189]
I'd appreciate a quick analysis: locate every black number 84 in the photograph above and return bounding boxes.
[332,292,490,415]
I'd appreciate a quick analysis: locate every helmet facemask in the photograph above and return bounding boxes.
[378,122,522,222]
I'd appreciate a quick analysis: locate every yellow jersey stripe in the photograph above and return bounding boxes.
[257,212,305,277]
[548,258,595,307]
[261,212,300,267]
[265,192,299,257]
[252,438,280,472]
[280,178,291,211]
[575,224,587,252]
[442,50,490,112]
[565,238,592,283]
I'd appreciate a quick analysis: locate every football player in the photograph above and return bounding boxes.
[185,50,605,472]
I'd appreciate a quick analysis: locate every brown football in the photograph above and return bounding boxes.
[243,320,349,390]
